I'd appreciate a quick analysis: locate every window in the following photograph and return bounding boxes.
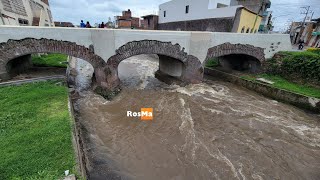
[18,18,29,26]
[185,5,189,14]
[250,29,253,33]
[246,28,250,33]
[164,11,166,17]
[241,27,245,33]
[254,29,257,33]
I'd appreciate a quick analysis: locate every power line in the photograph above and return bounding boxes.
[295,6,311,44]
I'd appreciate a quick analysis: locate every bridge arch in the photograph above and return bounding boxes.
[105,40,203,90]
[0,38,109,92]
[204,43,265,73]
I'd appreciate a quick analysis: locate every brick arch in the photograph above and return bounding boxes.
[204,43,265,65]
[106,40,189,68]
[0,38,112,96]
[0,38,106,69]
[104,40,203,90]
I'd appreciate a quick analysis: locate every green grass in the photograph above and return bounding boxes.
[32,54,68,68]
[0,81,76,179]
[241,74,320,98]
[205,58,219,68]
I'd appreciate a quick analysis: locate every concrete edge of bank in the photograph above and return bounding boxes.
[0,75,65,87]
[204,67,320,113]
[68,90,88,179]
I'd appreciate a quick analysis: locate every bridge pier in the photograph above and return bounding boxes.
[158,55,183,77]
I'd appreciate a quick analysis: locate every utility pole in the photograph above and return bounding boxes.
[296,6,311,44]
[310,11,314,21]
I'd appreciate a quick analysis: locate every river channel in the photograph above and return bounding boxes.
[74,55,320,180]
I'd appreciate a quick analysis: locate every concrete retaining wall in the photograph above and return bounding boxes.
[204,68,320,113]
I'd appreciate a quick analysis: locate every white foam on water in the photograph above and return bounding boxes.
[122,55,159,90]
[178,98,199,162]
[238,163,247,180]
[201,106,225,115]
[198,138,240,179]
[252,174,264,180]
[172,83,229,98]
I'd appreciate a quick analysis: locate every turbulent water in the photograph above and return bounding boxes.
[75,55,320,180]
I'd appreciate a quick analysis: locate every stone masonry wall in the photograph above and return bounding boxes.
[158,17,234,32]
[204,42,266,65]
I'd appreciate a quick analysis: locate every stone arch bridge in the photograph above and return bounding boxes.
[0,26,291,95]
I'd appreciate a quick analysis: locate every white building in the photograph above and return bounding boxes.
[159,0,240,24]
[0,0,54,27]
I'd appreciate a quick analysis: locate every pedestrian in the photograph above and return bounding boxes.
[298,40,304,50]
[86,21,91,28]
[100,22,105,28]
[80,20,86,28]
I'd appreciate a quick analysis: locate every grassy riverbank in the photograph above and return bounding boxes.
[32,53,68,68]
[0,81,76,179]
[241,74,320,98]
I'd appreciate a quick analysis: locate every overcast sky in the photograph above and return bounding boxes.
[50,0,320,31]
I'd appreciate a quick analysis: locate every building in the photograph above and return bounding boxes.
[54,21,74,27]
[259,11,273,33]
[0,0,54,26]
[231,0,272,33]
[141,15,158,30]
[115,9,140,29]
[308,18,320,47]
[289,21,315,44]
[230,0,271,15]
[232,7,262,33]
[158,0,261,33]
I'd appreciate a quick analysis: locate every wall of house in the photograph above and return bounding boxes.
[142,16,159,30]
[131,17,139,28]
[236,8,262,33]
[159,0,240,24]
[230,0,270,15]
[158,17,234,32]
[118,20,131,28]
[0,0,54,26]
[308,24,320,47]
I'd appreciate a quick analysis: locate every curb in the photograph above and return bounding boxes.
[0,75,66,87]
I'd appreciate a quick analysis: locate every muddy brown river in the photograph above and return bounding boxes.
[74,55,320,180]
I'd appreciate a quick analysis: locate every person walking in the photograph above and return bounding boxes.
[100,22,105,28]
[298,40,304,50]
[80,20,86,28]
[86,21,91,28]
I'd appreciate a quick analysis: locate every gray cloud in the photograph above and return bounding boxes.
[270,0,320,31]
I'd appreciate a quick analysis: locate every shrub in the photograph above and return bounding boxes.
[205,57,219,68]
[307,48,320,55]
[267,51,320,83]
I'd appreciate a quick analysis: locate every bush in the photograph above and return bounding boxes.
[307,48,320,55]
[205,57,219,68]
[267,51,320,83]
